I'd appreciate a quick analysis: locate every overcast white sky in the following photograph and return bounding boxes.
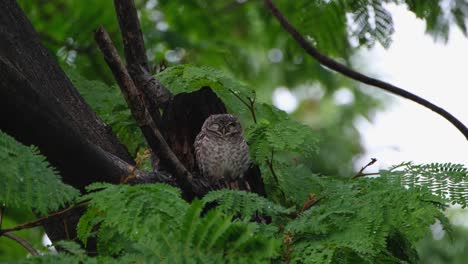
[273,4,467,170]
[354,4,468,169]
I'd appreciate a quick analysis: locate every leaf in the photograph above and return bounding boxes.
[0,130,79,214]
[202,189,293,221]
[285,176,451,263]
[157,64,254,120]
[77,183,280,262]
[382,162,468,208]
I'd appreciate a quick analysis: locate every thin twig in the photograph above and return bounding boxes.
[266,150,287,201]
[0,201,89,235]
[283,231,293,264]
[228,88,250,109]
[3,232,39,256]
[267,150,279,183]
[228,88,257,123]
[353,158,377,178]
[0,206,4,229]
[264,0,468,141]
[248,96,257,124]
[94,27,193,191]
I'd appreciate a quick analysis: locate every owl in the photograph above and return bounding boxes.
[194,114,250,188]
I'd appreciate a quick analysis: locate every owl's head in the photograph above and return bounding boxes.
[201,114,243,138]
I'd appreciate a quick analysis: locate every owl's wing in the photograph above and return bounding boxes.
[193,131,206,175]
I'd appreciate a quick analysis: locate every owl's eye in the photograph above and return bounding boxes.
[209,123,220,131]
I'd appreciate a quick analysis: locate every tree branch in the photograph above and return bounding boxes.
[113,0,149,71]
[353,158,377,178]
[87,142,174,184]
[94,27,193,192]
[3,232,39,256]
[0,202,89,235]
[113,0,172,122]
[264,0,468,141]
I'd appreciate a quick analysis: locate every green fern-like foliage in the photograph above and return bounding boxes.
[157,64,255,119]
[285,176,450,263]
[0,130,79,214]
[76,183,280,263]
[291,0,468,50]
[4,66,464,263]
[247,103,321,205]
[349,0,394,48]
[158,65,322,206]
[158,64,323,205]
[8,161,457,263]
[381,162,468,208]
[77,183,189,245]
[202,189,293,221]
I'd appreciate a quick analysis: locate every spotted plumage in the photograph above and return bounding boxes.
[194,114,250,188]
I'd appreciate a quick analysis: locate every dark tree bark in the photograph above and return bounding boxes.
[0,0,135,245]
[113,0,173,124]
[0,0,266,251]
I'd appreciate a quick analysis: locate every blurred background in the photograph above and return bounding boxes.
[2,0,467,262]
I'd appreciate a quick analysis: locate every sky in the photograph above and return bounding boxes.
[353,4,468,170]
[273,4,468,170]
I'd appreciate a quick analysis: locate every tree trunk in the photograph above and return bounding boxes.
[0,0,134,245]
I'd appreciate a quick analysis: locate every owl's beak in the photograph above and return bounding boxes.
[221,127,227,135]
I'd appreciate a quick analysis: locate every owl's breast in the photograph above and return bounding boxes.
[196,136,249,182]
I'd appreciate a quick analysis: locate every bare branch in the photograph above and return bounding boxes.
[353,158,377,178]
[94,27,193,191]
[113,0,148,71]
[113,0,172,121]
[0,202,88,235]
[264,0,468,141]
[3,232,39,256]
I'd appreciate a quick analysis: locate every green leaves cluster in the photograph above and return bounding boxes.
[285,176,449,263]
[2,122,468,263]
[157,64,255,118]
[0,130,79,215]
[381,162,468,208]
[158,64,322,205]
[2,65,468,263]
[75,183,280,263]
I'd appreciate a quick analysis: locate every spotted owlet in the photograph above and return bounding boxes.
[194,114,250,188]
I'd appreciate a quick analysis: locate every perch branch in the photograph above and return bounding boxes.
[94,27,193,191]
[264,0,468,141]
[87,143,174,184]
[353,158,377,178]
[3,232,39,256]
[113,0,172,120]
